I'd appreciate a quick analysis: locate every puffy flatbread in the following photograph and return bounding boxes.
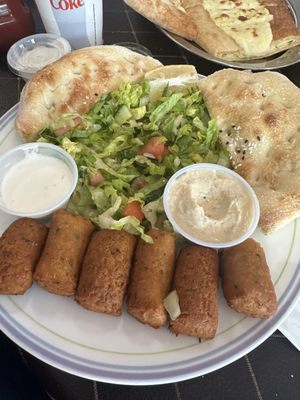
[15,45,162,141]
[124,0,197,40]
[182,0,300,60]
[182,0,242,59]
[199,69,300,234]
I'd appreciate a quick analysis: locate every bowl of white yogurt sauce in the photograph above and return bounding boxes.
[7,33,71,81]
[0,143,78,219]
[163,163,260,249]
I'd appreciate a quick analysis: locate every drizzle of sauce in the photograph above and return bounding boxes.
[1,155,73,213]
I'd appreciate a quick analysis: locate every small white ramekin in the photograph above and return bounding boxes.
[7,33,71,81]
[0,143,78,219]
[163,163,260,249]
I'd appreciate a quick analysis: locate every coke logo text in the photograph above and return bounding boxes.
[50,0,84,10]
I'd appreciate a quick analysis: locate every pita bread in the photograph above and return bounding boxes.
[15,46,162,141]
[198,69,300,234]
[124,0,197,40]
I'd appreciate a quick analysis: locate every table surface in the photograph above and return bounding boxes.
[0,1,299,399]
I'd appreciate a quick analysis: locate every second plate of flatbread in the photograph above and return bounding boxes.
[125,0,300,69]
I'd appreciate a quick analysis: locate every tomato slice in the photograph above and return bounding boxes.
[138,137,169,161]
[123,201,144,221]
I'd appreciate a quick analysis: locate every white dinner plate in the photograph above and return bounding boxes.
[0,105,300,385]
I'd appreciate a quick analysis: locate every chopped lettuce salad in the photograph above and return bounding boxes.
[39,79,229,242]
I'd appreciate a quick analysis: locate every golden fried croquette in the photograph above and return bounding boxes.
[34,209,94,296]
[127,229,176,328]
[170,245,219,339]
[76,229,137,316]
[0,218,48,294]
[220,238,277,318]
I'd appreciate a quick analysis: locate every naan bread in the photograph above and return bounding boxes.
[15,46,162,141]
[124,0,197,40]
[263,0,300,55]
[199,69,300,234]
[183,0,300,60]
[127,0,300,61]
[182,0,242,59]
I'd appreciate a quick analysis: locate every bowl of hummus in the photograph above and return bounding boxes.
[163,163,260,248]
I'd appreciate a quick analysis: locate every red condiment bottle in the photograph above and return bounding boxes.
[0,0,35,52]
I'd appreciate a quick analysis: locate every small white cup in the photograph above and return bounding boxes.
[163,163,260,249]
[7,33,71,81]
[0,143,78,219]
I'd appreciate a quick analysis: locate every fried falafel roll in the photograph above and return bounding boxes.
[0,218,48,295]
[127,229,176,328]
[34,209,94,296]
[75,229,137,316]
[170,245,219,339]
[220,238,277,318]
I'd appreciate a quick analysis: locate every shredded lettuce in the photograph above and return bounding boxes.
[143,196,165,228]
[112,216,153,243]
[40,79,229,240]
